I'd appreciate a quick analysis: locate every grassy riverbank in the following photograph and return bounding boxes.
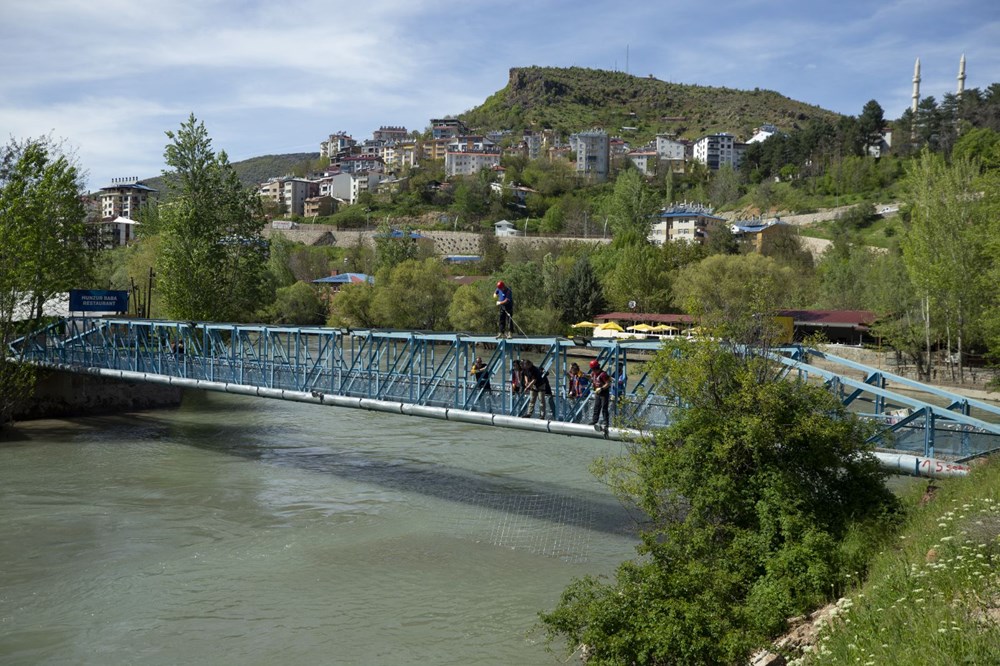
[795,461,1000,665]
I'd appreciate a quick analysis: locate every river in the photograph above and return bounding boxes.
[0,391,640,665]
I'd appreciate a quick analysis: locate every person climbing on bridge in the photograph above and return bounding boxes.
[565,362,585,402]
[588,359,611,431]
[495,280,514,338]
[470,356,493,411]
[470,356,491,392]
[521,359,554,420]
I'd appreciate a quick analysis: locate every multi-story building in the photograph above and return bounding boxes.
[655,134,688,172]
[627,150,657,176]
[320,132,356,159]
[372,126,408,142]
[97,178,157,246]
[649,202,727,245]
[336,154,385,174]
[322,171,386,205]
[430,118,468,139]
[692,133,745,170]
[445,150,501,177]
[570,129,610,182]
[422,137,452,161]
[258,177,319,217]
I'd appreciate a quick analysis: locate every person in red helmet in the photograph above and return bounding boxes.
[588,359,611,430]
[495,280,514,338]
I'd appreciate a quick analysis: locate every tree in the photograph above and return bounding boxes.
[603,169,660,247]
[329,282,376,328]
[601,244,674,314]
[477,231,506,275]
[448,281,498,333]
[709,164,743,208]
[858,99,886,155]
[673,253,798,342]
[153,115,271,321]
[900,149,991,381]
[370,258,456,330]
[553,256,606,324]
[262,281,325,325]
[1,136,89,425]
[541,340,900,665]
[373,220,418,273]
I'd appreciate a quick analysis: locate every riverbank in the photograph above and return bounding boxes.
[12,369,182,422]
[753,459,1000,665]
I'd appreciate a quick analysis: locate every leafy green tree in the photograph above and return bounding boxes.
[541,340,899,665]
[153,115,271,321]
[601,243,674,313]
[329,282,376,328]
[448,281,496,333]
[373,220,418,273]
[262,280,325,325]
[901,150,991,381]
[603,169,660,247]
[371,258,456,330]
[1,136,88,425]
[0,137,89,321]
[709,164,743,208]
[673,253,799,342]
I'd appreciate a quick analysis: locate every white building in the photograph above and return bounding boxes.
[746,124,779,144]
[692,133,745,171]
[445,150,501,177]
[627,150,657,176]
[97,178,157,246]
[258,177,318,217]
[494,219,520,237]
[321,172,386,205]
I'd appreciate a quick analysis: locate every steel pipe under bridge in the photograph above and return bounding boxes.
[10,317,1000,478]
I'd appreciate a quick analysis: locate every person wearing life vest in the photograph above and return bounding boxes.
[495,280,514,338]
[588,359,611,430]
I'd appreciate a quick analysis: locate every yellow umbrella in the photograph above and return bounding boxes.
[596,321,624,331]
[571,321,599,328]
[626,323,655,332]
[651,325,679,332]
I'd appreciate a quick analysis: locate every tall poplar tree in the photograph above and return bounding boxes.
[0,136,88,424]
[153,115,270,321]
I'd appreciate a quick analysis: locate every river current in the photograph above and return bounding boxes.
[0,391,640,665]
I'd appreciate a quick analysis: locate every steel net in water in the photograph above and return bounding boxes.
[447,491,596,564]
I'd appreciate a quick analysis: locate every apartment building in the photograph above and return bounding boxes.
[258,177,319,217]
[692,133,745,170]
[320,132,356,159]
[627,149,657,176]
[372,126,408,142]
[649,202,727,245]
[570,129,610,182]
[96,178,157,246]
[430,118,468,139]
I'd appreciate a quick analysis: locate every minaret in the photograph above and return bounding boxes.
[957,54,966,98]
[912,57,921,113]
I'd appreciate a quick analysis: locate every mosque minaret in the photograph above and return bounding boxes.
[912,57,921,113]
[957,53,967,98]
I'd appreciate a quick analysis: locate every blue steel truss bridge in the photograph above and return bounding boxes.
[10,317,1000,478]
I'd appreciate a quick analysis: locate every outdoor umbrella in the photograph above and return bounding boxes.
[571,321,599,328]
[626,324,655,332]
[596,322,624,331]
[651,325,679,332]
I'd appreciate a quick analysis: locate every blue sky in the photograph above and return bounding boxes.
[2,0,998,191]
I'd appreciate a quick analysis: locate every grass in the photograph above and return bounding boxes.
[796,216,904,249]
[792,461,1000,665]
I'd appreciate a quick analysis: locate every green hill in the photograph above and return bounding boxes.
[141,152,319,194]
[459,66,842,143]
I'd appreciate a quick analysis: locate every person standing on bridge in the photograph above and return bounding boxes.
[470,356,493,410]
[495,281,514,338]
[588,359,611,431]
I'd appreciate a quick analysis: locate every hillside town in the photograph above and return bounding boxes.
[95,117,809,250]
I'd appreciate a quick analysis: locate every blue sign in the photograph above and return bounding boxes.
[69,289,129,312]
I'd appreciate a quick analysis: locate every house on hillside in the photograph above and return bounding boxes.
[692,133,746,170]
[494,220,520,237]
[730,218,788,253]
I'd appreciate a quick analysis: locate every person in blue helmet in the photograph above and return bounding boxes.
[495,280,514,338]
